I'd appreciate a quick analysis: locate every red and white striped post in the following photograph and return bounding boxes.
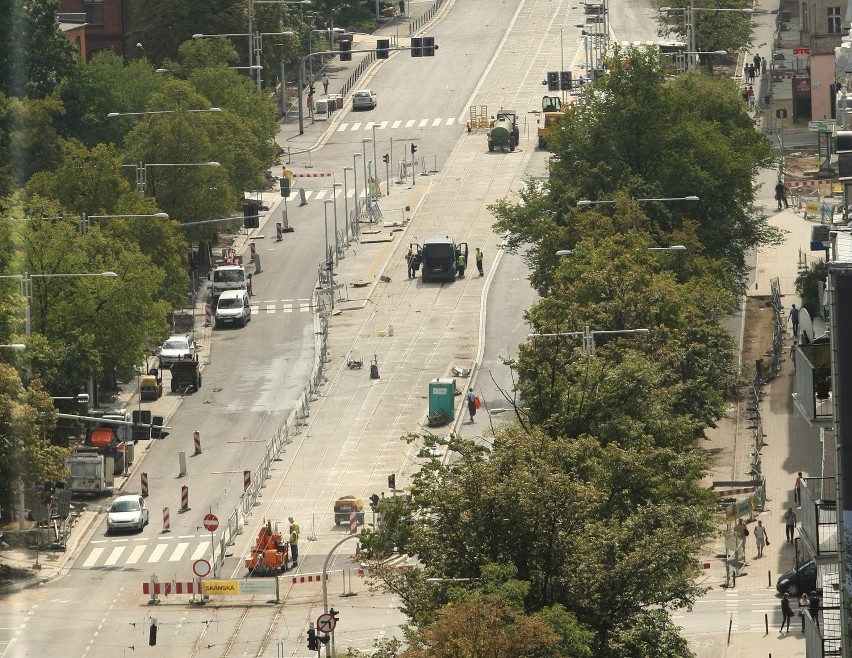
[249,242,257,261]
[205,303,212,327]
[141,472,148,497]
[180,486,190,512]
[243,470,251,492]
[162,507,171,533]
[193,430,202,456]
[349,509,357,534]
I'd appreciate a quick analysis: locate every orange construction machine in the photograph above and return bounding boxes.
[245,520,289,575]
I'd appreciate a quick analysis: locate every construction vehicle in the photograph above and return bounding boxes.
[85,412,133,475]
[169,355,202,393]
[486,109,520,152]
[139,368,162,401]
[334,495,365,525]
[245,520,289,574]
[209,263,246,295]
[415,237,469,283]
[537,96,563,149]
[65,449,115,496]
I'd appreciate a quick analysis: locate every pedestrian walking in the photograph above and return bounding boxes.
[457,250,467,277]
[246,273,254,296]
[753,53,761,74]
[784,506,798,542]
[774,179,789,210]
[753,519,768,557]
[399,0,405,14]
[799,591,810,631]
[322,75,329,95]
[781,593,794,632]
[734,518,749,561]
[809,591,820,629]
[789,304,800,337]
[761,56,768,76]
[466,388,477,422]
[475,247,484,276]
[406,246,416,279]
[747,85,755,110]
[794,471,804,505]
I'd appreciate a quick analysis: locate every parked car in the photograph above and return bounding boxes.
[158,335,197,367]
[352,89,377,110]
[215,289,251,328]
[776,560,818,595]
[107,495,149,533]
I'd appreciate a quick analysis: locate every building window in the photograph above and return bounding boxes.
[82,0,103,26]
[828,6,842,33]
[802,2,809,31]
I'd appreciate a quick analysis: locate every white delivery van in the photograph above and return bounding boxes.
[210,265,246,294]
[215,290,251,328]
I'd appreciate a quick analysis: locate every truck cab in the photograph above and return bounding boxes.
[210,264,247,295]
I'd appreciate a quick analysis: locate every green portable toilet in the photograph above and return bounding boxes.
[428,378,456,421]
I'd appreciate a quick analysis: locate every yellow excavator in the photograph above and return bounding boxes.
[537,96,563,150]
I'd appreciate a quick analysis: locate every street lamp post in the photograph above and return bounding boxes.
[577,196,699,206]
[323,199,335,312]
[353,153,363,237]
[529,326,650,357]
[371,126,379,195]
[332,182,343,264]
[0,270,118,529]
[343,166,353,247]
[121,162,220,197]
[660,4,753,69]
[81,212,170,235]
[556,245,686,256]
[193,32,294,89]
[107,108,222,118]
[361,138,372,219]
[323,199,333,269]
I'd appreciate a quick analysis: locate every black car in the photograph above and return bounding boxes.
[776,560,817,595]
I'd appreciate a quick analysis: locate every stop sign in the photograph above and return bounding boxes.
[203,513,219,532]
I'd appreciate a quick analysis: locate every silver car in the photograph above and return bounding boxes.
[158,335,197,367]
[106,495,149,533]
[352,89,377,110]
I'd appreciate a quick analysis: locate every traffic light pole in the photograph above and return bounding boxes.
[322,533,359,657]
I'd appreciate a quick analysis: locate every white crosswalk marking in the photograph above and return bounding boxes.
[445,117,455,125]
[418,118,429,127]
[282,306,293,313]
[169,543,189,562]
[378,120,388,129]
[265,305,276,313]
[405,119,415,128]
[350,122,362,131]
[315,189,328,200]
[147,544,168,563]
[391,120,401,128]
[431,118,442,127]
[191,543,208,560]
[126,545,147,565]
[365,121,376,129]
[104,546,126,566]
[300,300,312,311]
[337,124,348,132]
[83,547,104,568]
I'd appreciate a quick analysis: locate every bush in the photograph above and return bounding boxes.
[794,260,828,317]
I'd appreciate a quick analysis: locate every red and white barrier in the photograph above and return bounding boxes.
[193,430,202,456]
[205,304,212,327]
[180,485,190,512]
[162,506,170,533]
[292,172,333,178]
[143,580,197,595]
[141,472,148,497]
[349,509,357,534]
[290,573,329,584]
[243,470,251,492]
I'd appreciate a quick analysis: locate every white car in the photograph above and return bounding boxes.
[107,495,149,533]
[352,89,377,110]
[158,335,197,367]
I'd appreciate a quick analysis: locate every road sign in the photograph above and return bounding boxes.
[316,612,336,633]
[203,513,219,532]
[193,558,211,578]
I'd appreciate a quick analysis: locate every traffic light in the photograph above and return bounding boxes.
[560,71,572,90]
[280,176,291,197]
[370,493,380,507]
[410,144,417,156]
[149,620,158,646]
[309,85,315,95]
[243,202,259,229]
[376,38,390,59]
[340,40,352,62]
[411,36,423,57]
[546,71,559,91]
[330,608,339,624]
[382,153,389,164]
[319,635,330,645]
[388,473,396,490]
[423,36,436,56]
[307,628,317,650]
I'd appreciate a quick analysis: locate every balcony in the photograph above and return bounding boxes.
[792,339,833,423]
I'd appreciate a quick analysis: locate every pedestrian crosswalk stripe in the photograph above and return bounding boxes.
[104,546,126,566]
[418,118,429,127]
[378,120,388,129]
[83,547,104,568]
[337,117,457,132]
[126,545,147,565]
[350,122,362,131]
[391,120,401,129]
[147,544,168,563]
[431,118,442,127]
[169,542,189,562]
[445,117,455,125]
[315,189,328,200]
[405,119,415,128]
[191,544,208,560]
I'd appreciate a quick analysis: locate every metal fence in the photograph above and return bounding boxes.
[409,0,446,34]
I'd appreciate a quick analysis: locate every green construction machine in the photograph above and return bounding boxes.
[486,109,520,152]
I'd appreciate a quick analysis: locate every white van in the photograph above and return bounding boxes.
[215,290,251,328]
[210,265,246,295]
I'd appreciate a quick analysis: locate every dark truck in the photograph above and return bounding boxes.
[417,237,468,283]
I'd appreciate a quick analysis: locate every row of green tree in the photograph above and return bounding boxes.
[0,1,295,520]
[355,49,776,657]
